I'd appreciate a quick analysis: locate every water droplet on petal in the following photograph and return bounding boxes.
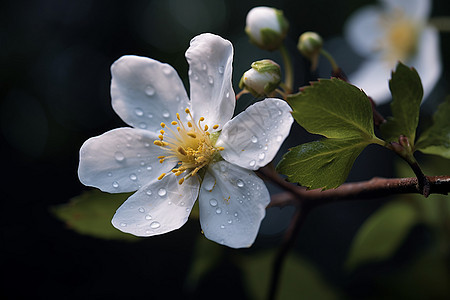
[220,225,225,229]
[147,165,153,171]
[225,91,230,98]
[276,135,283,142]
[147,113,153,119]
[208,76,214,85]
[163,66,172,75]
[138,207,145,213]
[138,122,147,129]
[150,221,160,229]
[216,208,222,214]
[107,172,112,177]
[145,214,152,220]
[135,108,144,116]
[228,219,233,224]
[251,136,258,143]
[146,189,152,196]
[120,222,127,227]
[203,176,215,191]
[234,212,238,217]
[112,181,119,188]
[114,151,125,162]
[236,179,245,187]
[145,86,155,96]
[209,199,218,207]
[258,152,265,160]
[162,110,170,118]
[129,173,137,181]
[249,160,256,167]
[218,66,224,74]
[202,63,207,71]
[158,188,167,197]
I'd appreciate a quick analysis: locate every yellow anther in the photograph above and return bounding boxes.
[185,108,190,114]
[160,129,165,134]
[157,173,166,180]
[177,146,187,156]
[158,134,164,140]
[199,117,205,121]
[159,159,165,164]
[175,171,183,176]
[177,126,181,131]
[204,125,208,131]
[157,156,165,159]
[187,132,197,138]
[160,122,166,128]
[171,121,178,125]
[187,121,193,127]
[176,113,181,120]
[161,141,169,146]
[213,124,219,130]
[217,147,225,151]
[206,132,210,136]
[178,178,185,185]
[154,140,163,146]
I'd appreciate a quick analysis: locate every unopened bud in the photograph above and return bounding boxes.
[298,31,323,59]
[245,6,289,51]
[239,59,281,97]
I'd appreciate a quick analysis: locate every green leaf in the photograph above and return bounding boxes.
[381,62,423,144]
[51,190,139,241]
[240,251,339,300]
[345,201,419,271]
[277,138,371,190]
[416,98,450,159]
[287,78,375,139]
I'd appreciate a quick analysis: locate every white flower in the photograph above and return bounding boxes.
[345,0,441,104]
[245,6,289,51]
[78,33,294,248]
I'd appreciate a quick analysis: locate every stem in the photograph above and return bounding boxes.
[279,44,293,94]
[320,48,339,72]
[429,17,450,32]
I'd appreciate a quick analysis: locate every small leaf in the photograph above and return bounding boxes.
[345,201,418,271]
[51,190,139,241]
[381,62,423,144]
[416,98,450,159]
[240,251,339,300]
[277,138,371,190]
[287,78,375,139]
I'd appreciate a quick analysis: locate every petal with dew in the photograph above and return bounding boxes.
[216,98,293,170]
[78,127,177,193]
[199,161,270,248]
[186,33,235,130]
[344,5,384,57]
[112,174,200,236]
[111,55,190,132]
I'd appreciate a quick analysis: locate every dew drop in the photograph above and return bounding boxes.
[145,86,155,96]
[144,142,150,148]
[258,152,265,160]
[129,173,137,181]
[120,222,127,227]
[251,136,258,143]
[209,199,218,207]
[249,160,256,167]
[220,225,225,229]
[147,113,153,119]
[112,181,119,188]
[202,63,207,71]
[180,201,185,206]
[203,176,215,191]
[193,73,199,81]
[163,66,172,75]
[208,76,214,85]
[140,161,145,166]
[134,108,144,116]
[225,91,230,98]
[146,165,153,171]
[150,221,161,229]
[107,172,112,177]
[236,179,245,187]
[146,189,152,196]
[276,135,283,142]
[114,151,125,162]
[138,207,145,213]
[234,212,238,217]
[216,208,222,214]
[145,214,152,220]
[162,110,170,118]
[158,188,167,197]
[228,219,233,224]
[138,122,147,129]
[218,66,224,74]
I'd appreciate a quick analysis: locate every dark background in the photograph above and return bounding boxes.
[2,0,450,299]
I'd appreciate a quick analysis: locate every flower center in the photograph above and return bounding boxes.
[380,10,419,63]
[153,108,223,184]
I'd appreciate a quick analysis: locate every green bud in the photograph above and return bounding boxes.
[239,59,281,97]
[245,7,289,51]
[297,31,323,59]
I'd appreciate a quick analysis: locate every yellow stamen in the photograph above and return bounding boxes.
[187,132,197,138]
[213,124,219,130]
[158,134,164,140]
[171,121,178,125]
[176,113,181,120]
[177,146,187,155]
[187,121,193,127]
[160,122,166,128]
[160,129,165,134]
[217,147,224,151]
[204,125,208,131]
[185,108,190,114]
[177,126,181,131]
[159,159,165,163]
[154,140,163,146]
[157,173,166,180]
[157,156,165,159]
[199,117,205,121]
[178,178,185,185]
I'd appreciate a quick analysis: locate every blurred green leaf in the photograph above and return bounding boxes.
[287,78,375,140]
[416,98,450,159]
[51,189,139,241]
[240,251,339,300]
[345,201,419,271]
[185,235,225,291]
[381,62,423,144]
[277,138,370,190]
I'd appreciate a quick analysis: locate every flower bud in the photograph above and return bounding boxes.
[297,31,323,59]
[239,59,281,97]
[245,6,289,51]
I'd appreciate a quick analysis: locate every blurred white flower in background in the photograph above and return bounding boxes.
[345,0,441,104]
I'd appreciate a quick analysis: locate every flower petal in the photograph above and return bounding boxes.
[380,0,431,20]
[78,127,177,193]
[344,5,384,57]
[111,55,190,132]
[112,175,200,236]
[199,161,270,248]
[216,98,293,170]
[347,58,393,105]
[409,27,441,102]
[185,33,235,130]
